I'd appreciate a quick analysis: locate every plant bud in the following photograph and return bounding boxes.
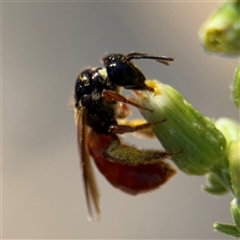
[137,80,227,175]
[198,1,240,56]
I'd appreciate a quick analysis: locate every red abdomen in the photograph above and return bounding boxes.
[87,130,176,195]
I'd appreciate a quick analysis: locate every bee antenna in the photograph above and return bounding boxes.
[126,52,174,66]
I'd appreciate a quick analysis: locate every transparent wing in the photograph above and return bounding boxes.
[76,107,100,220]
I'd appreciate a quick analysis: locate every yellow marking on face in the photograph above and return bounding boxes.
[98,68,108,80]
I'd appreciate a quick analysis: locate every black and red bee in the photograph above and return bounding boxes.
[74,52,175,220]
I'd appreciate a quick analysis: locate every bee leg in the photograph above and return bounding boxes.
[116,102,156,138]
[122,118,156,138]
[109,118,166,135]
[117,102,131,119]
[102,89,153,112]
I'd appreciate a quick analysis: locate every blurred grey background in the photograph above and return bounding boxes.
[2,1,239,239]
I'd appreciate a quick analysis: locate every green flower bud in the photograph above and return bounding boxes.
[215,117,240,169]
[198,1,240,56]
[230,198,240,231]
[213,222,240,238]
[137,80,227,175]
[231,63,240,109]
[215,117,240,151]
[212,118,240,195]
[229,141,240,200]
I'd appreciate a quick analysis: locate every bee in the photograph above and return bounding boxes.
[74,52,176,220]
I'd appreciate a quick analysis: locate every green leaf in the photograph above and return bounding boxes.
[214,222,240,238]
[203,172,229,195]
[231,199,240,231]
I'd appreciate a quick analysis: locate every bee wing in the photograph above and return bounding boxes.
[76,107,100,220]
